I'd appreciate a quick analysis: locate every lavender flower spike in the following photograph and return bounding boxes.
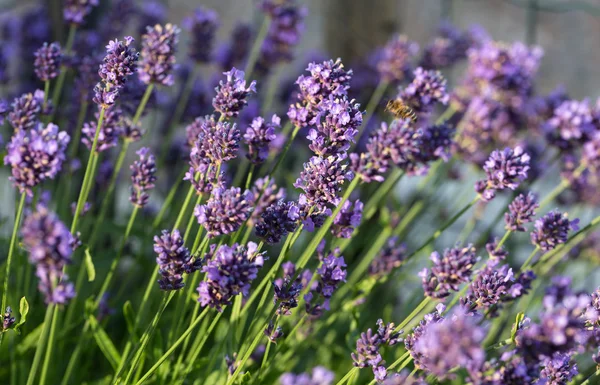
[531,210,579,251]
[332,199,363,239]
[244,114,280,164]
[198,242,265,311]
[184,7,219,63]
[8,90,46,132]
[34,42,62,82]
[138,24,180,86]
[154,229,200,291]
[505,192,539,232]
[22,204,76,304]
[5,122,70,196]
[420,244,478,299]
[377,34,419,83]
[256,200,300,245]
[195,187,254,238]
[213,67,257,118]
[64,0,99,25]
[398,67,449,114]
[476,146,530,201]
[130,147,157,208]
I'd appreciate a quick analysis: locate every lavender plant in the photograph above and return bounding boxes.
[1,3,600,385]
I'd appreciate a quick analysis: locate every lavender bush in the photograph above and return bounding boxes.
[0,2,599,385]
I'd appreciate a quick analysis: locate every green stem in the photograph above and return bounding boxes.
[43,80,50,111]
[395,297,431,333]
[245,164,255,190]
[121,291,175,384]
[174,183,196,231]
[0,193,26,347]
[363,169,404,220]
[39,305,59,385]
[355,80,389,148]
[134,307,211,385]
[406,196,480,262]
[184,193,202,243]
[48,24,77,122]
[268,124,300,177]
[226,314,272,385]
[336,367,359,385]
[26,304,55,385]
[179,310,224,382]
[521,247,540,271]
[538,163,585,209]
[152,169,186,229]
[244,16,271,78]
[71,107,106,234]
[132,84,154,125]
[580,368,600,385]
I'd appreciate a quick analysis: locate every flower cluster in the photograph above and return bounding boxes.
[194,187,254,238]
[4,123,70,196]
[81,106,125,153]
[420,244,478,299]
[397,67,449,114]
[377,34,419,83]
[244,114,280,164]
[256,200,300,245]
[280,366,334,385]
[63,0,99,25]
[476,146,530,201]
[154,230,200,291]
[352,319,402,382]
[184,7,219,63]
[369,237,407,277]
[138,24,180,86]
[505,192,539,232]
[331,199,363,239]
[130,147,157,208]
[34,42,62,82]
[93,36,139,109]
[198,242,265,311]
[8,90,46,132]
[212,68,256,118]
[22,204,76,304]
[531,211,579,251]
[305,249,347,317]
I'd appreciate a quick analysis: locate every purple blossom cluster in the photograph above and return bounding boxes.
[420,244,479,299]
[154,229,201,291]
[130,147,157,208]
[63,0,99,25]
[351,319,402,382]
[545,99,595,151]
[212,68,256,118]
[279,366,334,385]
[420,23,475,70]
[138,24,180,86]
[8,90,47,132]
[305,249,347,317]
[256,200,299,244]
[22,204,76,304]
[331,199,363,239]
[4,122,70,196]
[476,146,530,201]
[505,192,539,232]
[377,34,419,83]
[531,210,579,251]
[81,106,125,153]
[369,237,407,277]
[244,114,280,164]
[184,7,219,63]
[198,242,264,312]
[273,262,303,316]
[397,67,449,115]
[194,187,254,238]
[34,42,62,82]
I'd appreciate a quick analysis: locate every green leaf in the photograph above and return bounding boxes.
[88,315,121,370]
[13,296,30,334]
[123,301,136,337]
[511,312,525,342]
[84,247,96,282]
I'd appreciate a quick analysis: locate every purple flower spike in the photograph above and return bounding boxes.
[369,237,407,277]
[94,36,139,108]
[280,366,334,385]
[248,177,286,226]
[305,249,347,317]
[130,147,157,207]
[352,319,401,372]
[404,304,445,369]
[546,99,594,150]
[531,210,579,251]
[138,24,180,86]
[213,67,256,118]
[398,67,449,114]
[332,199,363,239]
[294,155,353,215]
[256,200,299,245]
[5,123,70,196]
[244,114,280,164]
[22,204,76,304]
[197,242,265,312]
[377,34,419,83]
[154,229,200,291]
[287,58,353,128]
[2,307,15,330]
[420,244,478,299]
[308,95,362,157]
[195,187,254,238]
[583,131,600,170]
[184,7,219,63]
[34,42,62,82]
[476,146,530,200]
[539,353,578,385]
[8,90,46,132]
[64,0,99,25]
[413,311,486,379]
[81,107,125,153]
[189,115,241,165]
[505,192,539,232]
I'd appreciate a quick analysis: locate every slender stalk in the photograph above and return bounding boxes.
[174,183,196,231]
[134,307,211,385]
[363,169,404,220]
[244,16,271,78]
[520,247,540,271]
[71,107,106,234]
[39,305,59,385]
[268,124,300,176]
[245,164,255,190]
[121,291,175,384]
[43,80,50,110]
[336,367,359,385]
[355,80,389,148]
[184,194,202,243]
[26,304,55,385]
[538,163,585,209]
[405,196,480,262]
[152,169,186,229]
[580,368,600,385]
[395,297,431,333]
[0,193,26,347]
[179,310,224,382]
[48,24,77,122]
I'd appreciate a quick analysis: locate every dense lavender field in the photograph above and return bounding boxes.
[0,1,599,384]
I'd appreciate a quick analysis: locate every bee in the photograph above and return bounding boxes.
[385,99,417,122]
